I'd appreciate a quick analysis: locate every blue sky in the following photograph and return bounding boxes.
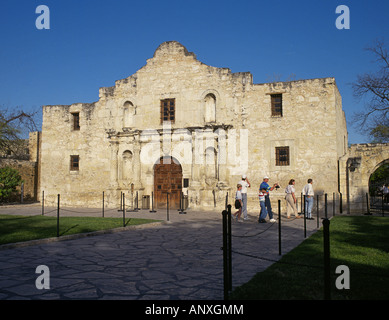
[0,0,388,144]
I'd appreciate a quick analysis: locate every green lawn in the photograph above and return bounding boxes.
[0,214,161,245]
[230,216,389,300]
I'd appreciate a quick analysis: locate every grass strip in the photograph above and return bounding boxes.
[0,214,160,245]
[230,216,389,300]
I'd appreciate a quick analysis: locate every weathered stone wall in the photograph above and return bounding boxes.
[339,143,389,213]
[40,41,348,211]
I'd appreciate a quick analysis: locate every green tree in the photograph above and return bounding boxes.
[0,166,23,202]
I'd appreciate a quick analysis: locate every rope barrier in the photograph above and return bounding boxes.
[231,219,277,238]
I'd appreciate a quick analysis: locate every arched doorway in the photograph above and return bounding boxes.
[368,159,389,212]
[154,156,183,209]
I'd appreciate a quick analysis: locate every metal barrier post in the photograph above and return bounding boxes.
[382,195,384,216]
[303,195,307,238]
[278,200,281,255]
[316,194,319,229]
[222,209,229,300]
[118,191,123,212]
[340,193,343,214]
[57,194,60,237]
[333,192,336,217]
[102,191,105,218]
[227,204,232,291]
[167,192,170,222]
[123,193,126,227]
[325,193,328,219]
[300,192,303,215]
[323,218,331,300]
[42,190,44,216]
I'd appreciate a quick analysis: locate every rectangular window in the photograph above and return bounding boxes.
[70,155,79,171]
[72,113,80,130]
[160,99,175,124]
[271,94,283,117]
[275,146,289,166]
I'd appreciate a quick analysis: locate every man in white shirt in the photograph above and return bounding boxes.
[303,179,314,219]
[238,174,250,220]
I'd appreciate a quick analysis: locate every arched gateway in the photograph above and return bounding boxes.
[154,156,183,209]
[340,143,389,213]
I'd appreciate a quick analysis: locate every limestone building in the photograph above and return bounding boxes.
[40,41,349,211]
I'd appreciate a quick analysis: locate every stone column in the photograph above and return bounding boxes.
[133,138,142,190]
[110,140,119,187]
[216,127,228,185]
[190,130,201,186]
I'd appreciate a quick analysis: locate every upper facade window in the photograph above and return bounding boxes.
[271,94,283,117]
[160,99,175,124]
[72,112,80,130]
[70,155,79,171]
[275,146,289,166]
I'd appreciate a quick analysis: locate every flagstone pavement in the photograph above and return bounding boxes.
[0,203,321,300]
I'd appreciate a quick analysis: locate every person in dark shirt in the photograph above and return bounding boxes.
[259,176,279,223]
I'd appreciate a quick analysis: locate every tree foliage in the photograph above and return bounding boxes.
[352,40,389,142]
[0,107,38,156]
[0,166,22,202]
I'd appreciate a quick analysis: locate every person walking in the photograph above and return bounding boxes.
[303,179,315,219]
[258,187,268,223]
[285,179,301,219]
[259,176,278,223]
[233,184,243,222]
[238,174,251,221]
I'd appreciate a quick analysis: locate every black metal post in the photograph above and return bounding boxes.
[323,218,331,300]
[325,193,328,219]
[382,195,385,217]
[102,191,105,218]
[227,204,232,291]
[57,194,60,237]
[222,209,228,300]
[316,194,319,229]
[278,200,281,255]
[123,193,126,227]
[333,192,336,217]
[340,193,343,214]
[150,191,156,213]
[303,195,306,238]
[225,192,228,210]
[167,192,170,222]
[42,190,44,216]
[300,192,303,215]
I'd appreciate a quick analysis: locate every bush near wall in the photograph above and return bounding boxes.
[0,166,23,203]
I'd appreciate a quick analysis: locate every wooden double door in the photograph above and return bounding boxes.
[154,157,183,209]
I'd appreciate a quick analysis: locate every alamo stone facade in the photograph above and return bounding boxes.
[38,41,351,211]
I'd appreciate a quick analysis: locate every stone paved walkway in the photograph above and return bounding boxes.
[0,204,320,300]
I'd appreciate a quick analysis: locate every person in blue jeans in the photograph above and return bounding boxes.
[258,187,268,223]
[303,179,315,219]
[259,176,279,223]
